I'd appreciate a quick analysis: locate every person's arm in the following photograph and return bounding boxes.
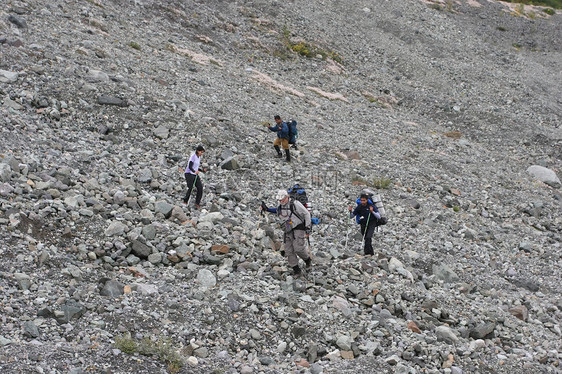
[369,204,381,220]
[261,201,278,214]
[188,160,197,173]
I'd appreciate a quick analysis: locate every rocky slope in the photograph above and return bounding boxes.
[0,0,561,373]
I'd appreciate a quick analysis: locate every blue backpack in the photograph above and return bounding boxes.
[287,120,298,144]
[354,197,375,224]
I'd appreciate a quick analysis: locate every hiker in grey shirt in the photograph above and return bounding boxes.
[262,189,312,276]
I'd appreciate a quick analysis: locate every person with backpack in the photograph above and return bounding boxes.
[267,115,291,163]
[349,193,381,256]
[182,145,208,209]
[261,189,312,277]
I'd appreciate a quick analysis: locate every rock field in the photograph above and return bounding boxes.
[0,0,561,373]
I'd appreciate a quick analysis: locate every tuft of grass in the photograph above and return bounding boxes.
[429,3,443,11]
[372,177,392,190]
[496,26,508,31]
[115,335,183,373]
[115,335,137,354]
[279,25,342,63]
[351,176,392,189]
[453,206,461,212]
[513,42,522,49]
[543,8,556,15]
[129,41,141,50]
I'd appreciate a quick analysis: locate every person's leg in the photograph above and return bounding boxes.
[282,139,291,162]
[183,173,195,203]
[364,224,375,255]
[285,233,301,275]
[194,176,203,206]
[293,230,311,267]
[273,138,283,157]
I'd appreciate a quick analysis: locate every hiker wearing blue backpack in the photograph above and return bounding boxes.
[349,194,381,256]
[261,189,312,277]
[268,115,291,163]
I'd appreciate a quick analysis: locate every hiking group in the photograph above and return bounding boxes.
[181,116,387,278]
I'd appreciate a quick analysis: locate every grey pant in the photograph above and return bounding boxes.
[284,229,309,267]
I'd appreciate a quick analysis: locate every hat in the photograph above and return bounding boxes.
[276,189,289,200]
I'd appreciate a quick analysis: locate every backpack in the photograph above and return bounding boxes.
[355,189,387,226]
[287,184,310,212]
[287,120,298,144]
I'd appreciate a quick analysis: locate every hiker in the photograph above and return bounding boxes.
[267,115,291,162]
[183,145,207,208]
[262,189,312,276]
[349,194,381,256]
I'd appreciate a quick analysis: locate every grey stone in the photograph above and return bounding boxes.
[197,269,216,289]
[57,300,86,324]
[432,264,459,283]
[153,125,169,139]
[0,70,18,83]
[148,252,162,264]
[100,280,125,297]
[8,15,27,29]
[97,95,128,107]
[469,322,496,339]
[23,321,40,338]
[131,239,151,258]
[527,165,561,188]
[0,164,11,182]
[220,156,240,170]
[105,221,127,236]
[14,273,31,290]
[154,201,173,218]
[435,325,459,344]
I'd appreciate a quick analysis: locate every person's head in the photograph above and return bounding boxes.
[274,115,282,125]
[195,145,205,156]
[276,189,289,204]
[360,194,369,206]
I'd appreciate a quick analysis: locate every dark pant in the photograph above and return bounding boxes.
[360,223,375,255]
[184,173,202,205]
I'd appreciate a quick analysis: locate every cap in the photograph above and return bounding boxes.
[276,189,289,200]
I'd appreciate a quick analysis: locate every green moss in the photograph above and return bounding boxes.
[115,335,183,373]
[114,335,137,354]
[129,41,141,50]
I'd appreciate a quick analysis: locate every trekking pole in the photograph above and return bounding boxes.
[344,208,350,251]
[361,213,371,252]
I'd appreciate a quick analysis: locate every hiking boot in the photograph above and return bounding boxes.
[285,149,291,162]
[292,265,301,276]
[194,204,201,210]
[274,145,283,158]
[305,257,312,268]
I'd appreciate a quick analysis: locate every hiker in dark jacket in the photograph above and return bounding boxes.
[268,115,291,162]
[262,189,311,276]
[349,194,381,256]
[182,145,207,208]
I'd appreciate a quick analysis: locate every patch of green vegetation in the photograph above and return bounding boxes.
[372,177,392,190]
[115,335,137,354]
[114,335,183,374]
[129,41,141,51]
[513,42,522,49]
[543,8,556,14]
[428,3,443,11]
[453,206,461,212]
[351,176,392,189]
[496,26,508,31]
[280,25,343,63]
[501,0,562,9]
